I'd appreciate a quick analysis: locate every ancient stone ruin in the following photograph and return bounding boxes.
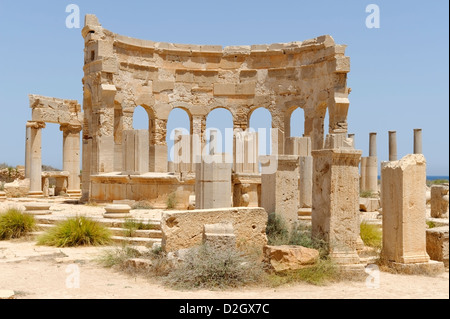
[12,14,446,275]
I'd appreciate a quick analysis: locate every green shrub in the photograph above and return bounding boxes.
[131,200,154,210]
[426,220,436,229]
[0,182,4,191]
[164,244,265,290]
[0,208,36,240]
[360,221,382,250]
[37,216,112,247]
[360,191,376,198]
[288,223,329,258]
[166,192,177,209]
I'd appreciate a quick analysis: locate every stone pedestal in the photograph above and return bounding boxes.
[122,130,149,175]
[23,203,52,215]
[103,204,132,218]
[381,154,444,274]
[312,148,363,266]
[195,154,232,209]
[261,155,300,228]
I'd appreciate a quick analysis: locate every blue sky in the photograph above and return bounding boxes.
[0,0,448,175]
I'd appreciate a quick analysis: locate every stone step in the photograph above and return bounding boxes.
[111,236,161,247]
[108,227,162,239]
[33,216,161,230]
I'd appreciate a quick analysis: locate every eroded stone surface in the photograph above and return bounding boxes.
[263,245,319,272]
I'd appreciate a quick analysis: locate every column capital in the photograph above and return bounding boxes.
[26,121,46,129]
[60,124,83,134]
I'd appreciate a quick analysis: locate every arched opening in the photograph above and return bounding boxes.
[249,107,272,156]
[206,108,233,156]
[132,105,149,130]
[290,107,305,138]
[166,108,191,163]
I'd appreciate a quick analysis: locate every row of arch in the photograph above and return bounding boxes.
[132,106,329,156]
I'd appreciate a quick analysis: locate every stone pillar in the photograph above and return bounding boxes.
[234,131,259,174]
[173,130,192,175]
[261,155,300,228]
[299,156,313,209]
[388,131,397,161]
[413,128,422,154]
[381,154,444,273]
[61,124,82,196]
[195,154,232,209]
[81,138,92,202]
[209,129,218,155]
[312,148,363,268]
[122,130,149,175]
[271,128,284,156]
[25,125,32,179]
[28,121,45,198]
[361,132,378,193]
[149,119,168,172]
[431,185,449,218]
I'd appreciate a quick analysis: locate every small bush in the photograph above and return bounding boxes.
[131,200,154,210]
[266,212,289,245]
[0,181,4,191]
[288,223,329,258]
[37,216,112,247]
[123,218,158,237]
[0,208,36,240]
[98,243,142,268]
[164,244,265,290]
[265,257,338,286]
[84,201,98,207]
[166,192,177,210]
[426,220,436,229]
[360,191,376,198]
[427,179,449,187]
[360,222,382,250]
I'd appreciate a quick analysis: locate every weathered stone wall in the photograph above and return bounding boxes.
[81,14,352,200]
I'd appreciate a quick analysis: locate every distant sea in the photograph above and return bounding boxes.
[377,175,449,181]
[426,176,449,181]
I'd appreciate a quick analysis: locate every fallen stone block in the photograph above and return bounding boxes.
[124,258,153,270]
[23,202,52,215]
[426,226,449,267]
[161,207,267,253]
[202,222,236,250]
[103,204,131,218]
[263,245,319,272]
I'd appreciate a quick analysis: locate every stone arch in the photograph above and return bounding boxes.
[248,107,272,156]
[206,107,234,155]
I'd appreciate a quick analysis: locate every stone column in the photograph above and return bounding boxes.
[413,128,422,154]
[364,132,378,193]
[312,148,363,269]
[388,131,397,161]
[271,128,284,156]
[261,155,300,228]
[25,125,32,179]
[122,130,149,175]
[381,154,443,273]
[61,124,82,197]
[234,131,259,174]
[28,121,46,198]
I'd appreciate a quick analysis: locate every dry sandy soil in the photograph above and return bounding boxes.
[0,199,448,300]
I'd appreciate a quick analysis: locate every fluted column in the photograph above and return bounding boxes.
[61,124,82,197]
[28,121,46,198]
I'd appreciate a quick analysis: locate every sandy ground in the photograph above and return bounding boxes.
[0,239,448,300]
[0,198,449,299]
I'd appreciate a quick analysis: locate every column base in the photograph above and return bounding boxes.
[28,191,44,198]
[385,260,445,275]
[330,249,361,265]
